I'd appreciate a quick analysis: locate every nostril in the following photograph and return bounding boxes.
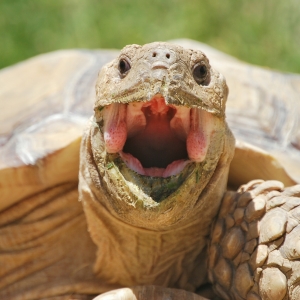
[166,53,170,59]
[152,52,157,57]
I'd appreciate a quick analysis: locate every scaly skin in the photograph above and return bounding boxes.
[209,181,300,300]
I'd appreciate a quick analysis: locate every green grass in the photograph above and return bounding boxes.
[1,0,299,73]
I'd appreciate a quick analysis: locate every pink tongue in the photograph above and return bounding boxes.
[103,104,127,153]
[186,108,213,162]
[119,152,145,175]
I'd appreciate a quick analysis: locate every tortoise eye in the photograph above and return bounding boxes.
[193,63,208,85]
[119,58,131,75]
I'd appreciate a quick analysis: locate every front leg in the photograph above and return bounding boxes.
[94,285,209,300]
[209,180,300,300]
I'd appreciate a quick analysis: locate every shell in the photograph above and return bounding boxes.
[0,49,118,169]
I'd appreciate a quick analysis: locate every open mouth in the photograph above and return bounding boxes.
[102,94,214,178]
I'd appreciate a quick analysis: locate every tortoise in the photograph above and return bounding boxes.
[1,40,300,300]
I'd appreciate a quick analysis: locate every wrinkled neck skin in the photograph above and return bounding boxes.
[79,42,235,292]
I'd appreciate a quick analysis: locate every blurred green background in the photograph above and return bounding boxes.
[1,0,299,72]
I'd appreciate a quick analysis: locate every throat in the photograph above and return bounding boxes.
[90,204,208,290]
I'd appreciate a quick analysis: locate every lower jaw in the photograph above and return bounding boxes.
[119,151,191,178]
[107,153,196,203]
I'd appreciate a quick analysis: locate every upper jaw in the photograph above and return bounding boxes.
[95,47,227,117]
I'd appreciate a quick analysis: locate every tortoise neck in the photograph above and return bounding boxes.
[80,178,210,291]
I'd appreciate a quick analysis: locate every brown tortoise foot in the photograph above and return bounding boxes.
[209,180,300,300]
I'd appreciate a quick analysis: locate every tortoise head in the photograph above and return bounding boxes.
[80,42,235,230]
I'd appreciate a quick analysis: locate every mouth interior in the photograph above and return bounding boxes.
[102,94,213,178]
[123,99,188,168]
